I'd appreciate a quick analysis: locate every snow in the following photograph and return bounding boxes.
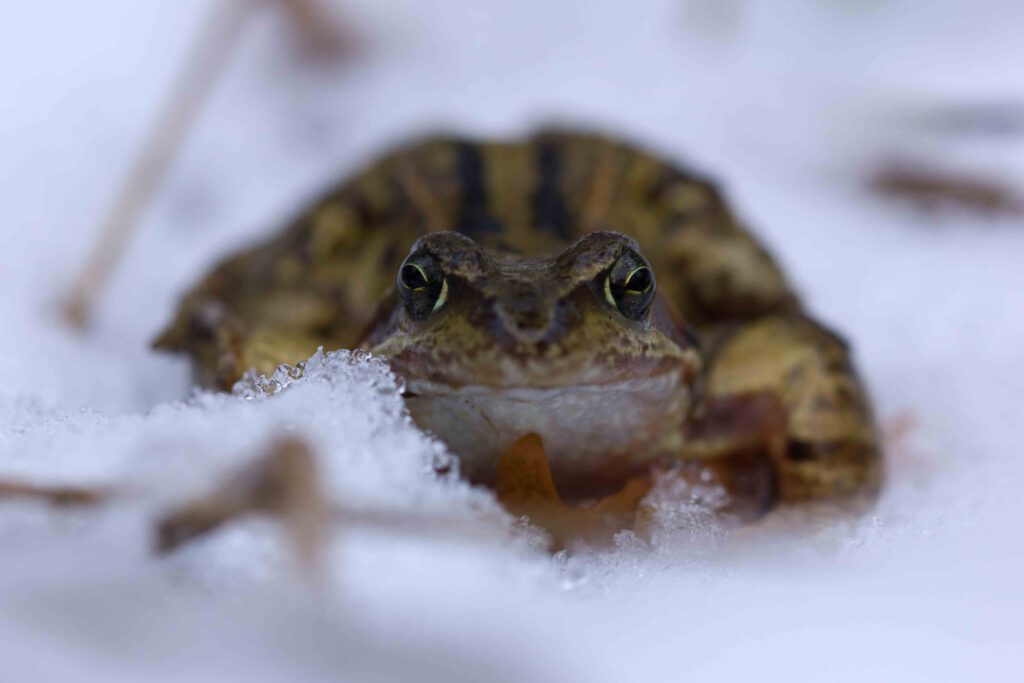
[1,0,1023,680]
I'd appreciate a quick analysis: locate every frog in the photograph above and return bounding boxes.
[154,129,881,522]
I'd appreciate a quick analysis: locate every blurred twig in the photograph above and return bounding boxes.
[62,0,351,330]
[0,479,111,507]
[155,436,328,574]
[154,436,514,575]
[63,0,253,329]
[868,161,1024,218]
[279,0,351,59]
[913,101,1024,138]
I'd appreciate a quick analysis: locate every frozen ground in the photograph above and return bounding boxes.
[1,1,1023,680]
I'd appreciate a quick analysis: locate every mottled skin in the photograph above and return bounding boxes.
[156,130,881,511]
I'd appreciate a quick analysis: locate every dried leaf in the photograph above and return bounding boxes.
[496,434,651,549]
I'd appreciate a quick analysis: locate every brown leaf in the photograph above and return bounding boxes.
[496,434,651,549]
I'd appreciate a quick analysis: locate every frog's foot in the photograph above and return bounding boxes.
[700,314,882,505]
[495,434,755,549]
[154,437,327,573]
[681,391,788,520]
[496,433,652,550]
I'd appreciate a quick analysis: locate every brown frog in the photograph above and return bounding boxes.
[155,130,881,520]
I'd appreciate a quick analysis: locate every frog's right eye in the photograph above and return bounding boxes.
[397,253,448,320]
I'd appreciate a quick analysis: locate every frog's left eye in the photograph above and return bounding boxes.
[604,250,655,320]
[397,252,448,320]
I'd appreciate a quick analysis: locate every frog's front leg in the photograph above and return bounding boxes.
[684,314,882,509]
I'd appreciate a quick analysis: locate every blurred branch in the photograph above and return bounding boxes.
[913,101,1024,138]
[155,436,328,575]
[868,161,1024,218]
[154,435,514,574]
[280,0,352,59]
[62,0,253,329]
[0,479,111,507]
[62,0,353,330]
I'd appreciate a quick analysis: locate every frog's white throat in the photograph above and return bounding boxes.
[401,373,689,483]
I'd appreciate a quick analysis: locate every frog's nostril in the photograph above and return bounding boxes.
[513,311,546,330]
[494,300,550,342]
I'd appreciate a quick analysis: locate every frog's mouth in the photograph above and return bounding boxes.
[401,371,690,488]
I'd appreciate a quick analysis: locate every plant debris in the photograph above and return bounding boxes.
[0,479,111,507]
[495,433,653,549]
[155,436,327,573]
[868,161,1024,218]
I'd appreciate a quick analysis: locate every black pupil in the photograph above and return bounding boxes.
[626,267,652,292]
[401,264,429,290]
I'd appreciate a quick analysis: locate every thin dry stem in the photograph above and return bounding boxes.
[279,0,352,58]
[0,479,111,507]
[155,436,328,574]
[62,0,253,329]
[63,0,354,330]
[868,161,1024,217]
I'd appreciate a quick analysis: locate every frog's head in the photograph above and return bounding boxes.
[362,231,701,489]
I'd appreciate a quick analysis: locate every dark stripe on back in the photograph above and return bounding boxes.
[454,142,502,238]
[532,140,572,241]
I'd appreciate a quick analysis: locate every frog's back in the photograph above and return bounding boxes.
[156,130,798,387]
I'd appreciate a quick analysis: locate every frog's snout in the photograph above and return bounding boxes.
[493,290,568,346]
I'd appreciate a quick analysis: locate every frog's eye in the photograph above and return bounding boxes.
[397,253,448,320]
[604,250,655,320]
